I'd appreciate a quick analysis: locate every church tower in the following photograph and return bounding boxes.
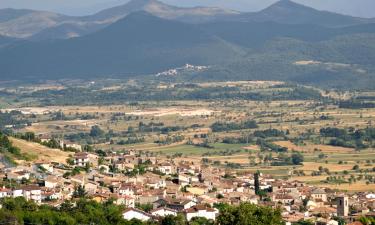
[337,195,349,217]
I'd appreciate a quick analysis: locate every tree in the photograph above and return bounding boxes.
[291,153,304,165]
[254,171,260,195]
[293,220,314,225]
[66,158,75,165]
[318,153,326,159]
[160,215,186,225]
[216,203,284,225]
[72,185,87,198]
[190,217,214,225]
[83,145,94,152]
[23,132,36,141]
[90,125,105,137]
[135,203,153,213]
[0,197,136,225]
[359,216,375,225]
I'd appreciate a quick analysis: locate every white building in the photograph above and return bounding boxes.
[123,208,152,221]
[60,140,82,152]
[44,176,59,189]
[158,163,173,175]
[118,184,135,197]
[150,207,177,217]
[311,188,327,202]
[185,205,218,221]
[13,186,42,204]
[73,152,90,167]
[7,171,30,181]
[116,195,135,208]
[0,188,10,198]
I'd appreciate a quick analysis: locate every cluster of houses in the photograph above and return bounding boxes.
[1,149,375,224]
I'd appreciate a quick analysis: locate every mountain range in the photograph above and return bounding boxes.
[1,0,374,40]
[0,0,375,89]
[0,0,239,40]
[0,12,244,79]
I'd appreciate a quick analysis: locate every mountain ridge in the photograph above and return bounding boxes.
[1,0,374,39]
[1,1,375,89]
[232,0,371,27]
[0,11,244,79]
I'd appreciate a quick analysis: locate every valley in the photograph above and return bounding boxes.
[2,80,375,193]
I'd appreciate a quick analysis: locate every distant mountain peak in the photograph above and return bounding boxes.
[120,10,158,21]
[248,0,365,27]
[125,0,165,9]
[265,0,314,11]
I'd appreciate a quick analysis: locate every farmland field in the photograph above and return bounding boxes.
[1,80,375,191]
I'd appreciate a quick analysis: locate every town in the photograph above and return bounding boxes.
[1,141,374,225]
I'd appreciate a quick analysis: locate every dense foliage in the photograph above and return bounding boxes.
[0,131,27,164]
[0,198,130,225]
[0,111,29,129]
[257,139,288,153]
[10,84,326,106]
[211,120,258,132]
[254,129,285,138]
[339,101,375,109]
[320,127,375,149]
[0,198,284,225]
[216,203,283,225]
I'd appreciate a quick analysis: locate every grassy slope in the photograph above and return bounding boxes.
[9,137,69,164]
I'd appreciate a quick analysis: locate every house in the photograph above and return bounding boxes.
[186,187,206,195]
[118,183,135,197]
[0,187,10,198]
[116,195,135,208]
[309,206,336,217]
[70,174,87,186]
[160,198,196,212]
[145,177,166,189]
[60,140,82,152]
[316,218,339,225]
[153,198,196,212]
[122,155,138,164]
[137,189,162,205]
[274,194,295,205]
[13,186,42,204]
[123,208,152,221]
[185,205,218,221]
[84,182,98,195]
[7,170,30,181]
[73,152,89,167]
[158,163,173,175]
[150,207,178,217]
[179,174,199,185]
[114,161,134,172]
[44,176,60,189]
[42,188,62,201]
[311,188,328,202]
[39,134,51,143]
[198,196,218,207]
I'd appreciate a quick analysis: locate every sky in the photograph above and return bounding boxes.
[0,0,375,18]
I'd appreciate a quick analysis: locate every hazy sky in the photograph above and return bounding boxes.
[1,0,375,18]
